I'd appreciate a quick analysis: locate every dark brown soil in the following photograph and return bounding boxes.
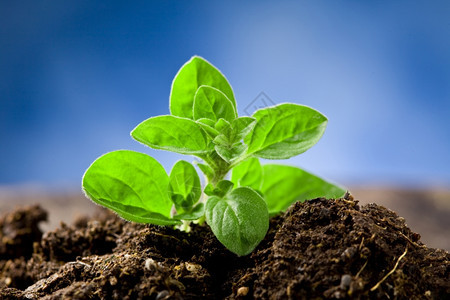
[0,195,448,299]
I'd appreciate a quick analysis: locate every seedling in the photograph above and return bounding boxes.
[82,56,345,256]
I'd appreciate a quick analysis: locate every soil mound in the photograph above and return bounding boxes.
[0,196,448,299]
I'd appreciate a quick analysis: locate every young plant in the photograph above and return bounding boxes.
[82,56,345,256]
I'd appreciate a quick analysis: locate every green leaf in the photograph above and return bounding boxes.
[217,180,234,195]
[212,117,255,162]
[231,117,256,141]
[196,118,220,139]
[214,118,231,132]
[174,203,205,220]
[82,150,180,225]
[244,103,328,159]
[196,162,214,181]
[193,85,237,122]
[169,160,201,210]
[214,143,246,163]
[213,117,255,148]
[204,180,234,198]
[197,118,215,127]
[217,117,256,145]
[213,134,230,147]
[170,56,236,119]
[231,157,263,191]
[261,164,346,215]
[204,184,215,196]
[131,115,212,155]
[205,187,269,256]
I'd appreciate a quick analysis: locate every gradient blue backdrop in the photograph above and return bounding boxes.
[1,1,449,188]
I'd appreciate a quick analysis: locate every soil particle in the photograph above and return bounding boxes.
[0,196,448,299]
[0,205,47,260]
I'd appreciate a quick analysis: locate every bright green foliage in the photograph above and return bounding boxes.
[196,162,215,180]
[245,103,327,159]
[231,157,262,191]
[170,56,236,119]
[212,117,256,163]
[173,203,205,220]
[231,162,346,215]
[204,180,235,198]
[193,85,237,122]
[82,56,345,256]
[231,117,256,140]
[260,164,346,215]
[196,118,220,139]
[169,160,201,211]
[82,150,179,225]
[205,187,269,256]
[131,115,211,155]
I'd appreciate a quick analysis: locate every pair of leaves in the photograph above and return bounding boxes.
[170,56,236,120]
[212,117,256,163]
[231,158,346,215]
[131,57,239,158]
[169,160,204,220]
[204,180,234,198]
[133,58,328,165]
[83,151,203,224]
[205,186,269,256]
[193,86,236,122]
[82,150,179,225]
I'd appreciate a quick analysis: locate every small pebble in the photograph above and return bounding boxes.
[340,274,352,290]
[360,247,371,258]
[109,276,117,286]
[145,258,157,271]
[5,277,11,286]
[237,286,249,296]
[156,290,170,300]
[341,247,356,261]
[185,262,201,272]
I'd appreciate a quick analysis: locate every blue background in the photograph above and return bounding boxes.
[1,1,449,188]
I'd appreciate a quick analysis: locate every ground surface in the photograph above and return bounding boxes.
[0,195,448,299]
[1,186,449,250]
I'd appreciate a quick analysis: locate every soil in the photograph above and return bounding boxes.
[0,195,448,299]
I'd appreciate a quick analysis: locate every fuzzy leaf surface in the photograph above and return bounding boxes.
[196,118,220,139]
[231,117,256,141]
[214,144,246,163]
[205,187,269,256]
[214,118,231,132]
[204,180,234,198]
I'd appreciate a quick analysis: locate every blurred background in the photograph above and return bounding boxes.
[1,1,449,250]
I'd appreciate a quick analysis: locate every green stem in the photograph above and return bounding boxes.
[201,151,231,187]
[181,220,191,232]
[197,215,206,226]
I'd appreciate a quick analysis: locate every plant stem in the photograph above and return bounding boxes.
[181,220,191,232]
[203,151,231,187]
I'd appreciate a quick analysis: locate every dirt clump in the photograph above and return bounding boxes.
[0,196,448,299]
